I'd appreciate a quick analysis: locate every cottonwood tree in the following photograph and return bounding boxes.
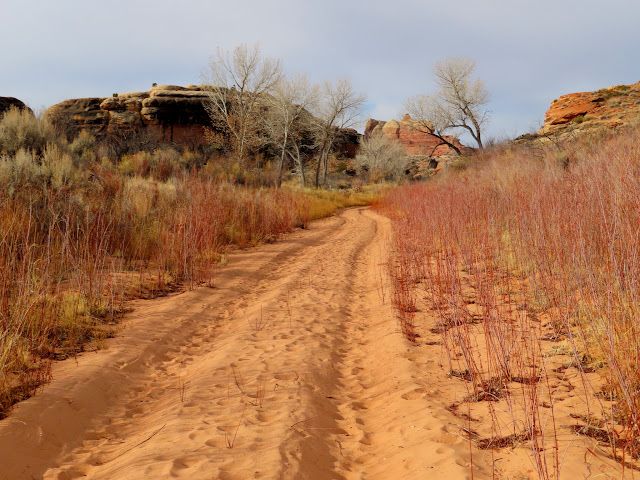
[264,73,319,187]
[354,133,409,181]
[311,79,366,187]
[202,43,282,164]
[405,57,489,153]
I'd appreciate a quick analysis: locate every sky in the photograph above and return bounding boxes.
[2,0,639,142]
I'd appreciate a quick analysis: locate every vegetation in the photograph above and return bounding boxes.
[264,73,319,187]
[354,133,409,182]
[405,57,489,151]
[0,106,378,417]
[310,78,366,187]
[202,43,283,164]
[202,43,366,187]
[380,127,640,475]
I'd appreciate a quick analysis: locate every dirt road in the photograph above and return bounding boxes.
[0,207,480,480]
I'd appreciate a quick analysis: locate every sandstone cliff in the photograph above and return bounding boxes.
[46,85,215,147]
[45,85,359,158]
[538,80,640,137]
[364,114,466,157]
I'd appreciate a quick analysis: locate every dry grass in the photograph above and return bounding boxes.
[0,108,379,418]
[379,127,640,477]
[283,183,385,223]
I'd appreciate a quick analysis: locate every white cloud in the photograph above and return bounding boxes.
[2,0,639,137]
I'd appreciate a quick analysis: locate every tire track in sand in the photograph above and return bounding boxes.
[0,207,483,480]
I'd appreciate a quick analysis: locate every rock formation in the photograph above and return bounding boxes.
[45,85,359,158]
[538,80,640,136]
[0,97,33,116]
[46,85,215,147]
[364,114,466,157]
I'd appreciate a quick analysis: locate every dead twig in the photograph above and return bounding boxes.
[225,404,247,449]
[109,423,167,461]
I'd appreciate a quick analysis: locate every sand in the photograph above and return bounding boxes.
[0,207,627,479]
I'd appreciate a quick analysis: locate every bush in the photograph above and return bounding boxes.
[381,128,640,466]
[354,133,409,182]
[118,151,152,177]
[151,147,180,181]
[0,107,60,157]
[70,130,97,166]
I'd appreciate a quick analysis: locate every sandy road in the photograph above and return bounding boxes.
[0,207,480,480]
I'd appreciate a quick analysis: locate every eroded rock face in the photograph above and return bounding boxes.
[46,85,220,147]
[539,81,640,136]
[46,85,359,157]
[364,114,466,157]
[0,97,33,116]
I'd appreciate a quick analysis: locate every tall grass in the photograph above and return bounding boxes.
[0,107,378,417]
[380,128,640,475]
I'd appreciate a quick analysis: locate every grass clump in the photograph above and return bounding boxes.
[284,183,385,222]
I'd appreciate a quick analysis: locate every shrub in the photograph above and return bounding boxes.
[118,151,152,177]
[0,107,60,157]
[381,127,640,469]
[70,130,97,166]
[151,147,180,181]
[354,133,409,181]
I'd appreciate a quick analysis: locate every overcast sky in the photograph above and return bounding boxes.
[2,0,639,141]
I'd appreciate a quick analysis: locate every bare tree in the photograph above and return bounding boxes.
[202,43,282,164]
[405,57,489,152]
[311,79,366,187]
[405,95,463,155]
[264,73,319,187]
[354,133,409,181]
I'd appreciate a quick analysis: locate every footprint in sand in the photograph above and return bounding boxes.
[285,342,303,353]
[171,455,204,471]
[350,401,368,411]
[359,434,374,445]
[273,371,298,381]
[401,388,426,400]
[216,397,240,407]
[256,411,280,423]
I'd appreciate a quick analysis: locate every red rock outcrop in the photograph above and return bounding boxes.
[46,85,216,147]
[364,114,467,157]
[539,80,640,136]
[45,85,359,158]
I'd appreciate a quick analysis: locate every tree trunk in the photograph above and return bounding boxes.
[277,130,288,188]
[322,153,328,185]
[315,155,322,188]
[277,150,285,188]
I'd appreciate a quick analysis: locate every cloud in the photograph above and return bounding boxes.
[2,0,639,138]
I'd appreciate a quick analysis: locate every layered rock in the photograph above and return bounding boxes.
[46,85,216,146]
[46,85,359,157]
[538,80,640,136]
[364,114,466,157]
[0,97,33,116]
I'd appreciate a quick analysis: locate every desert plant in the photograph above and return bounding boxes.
[354,133,409,181]
[380,127,640,475]
[0,107,60,157]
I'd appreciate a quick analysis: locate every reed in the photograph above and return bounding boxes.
[380,127,640,475]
